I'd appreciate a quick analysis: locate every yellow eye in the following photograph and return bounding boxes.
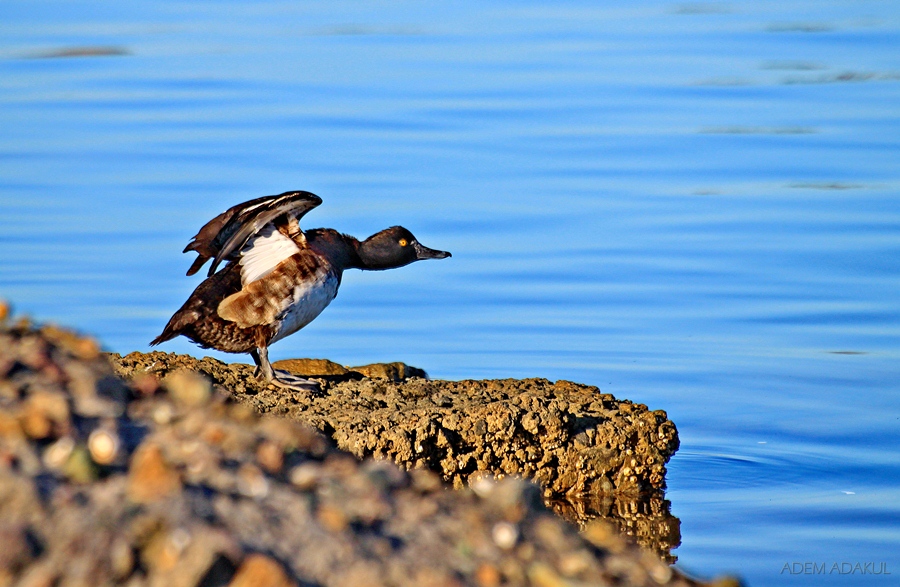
[399,239,408,246]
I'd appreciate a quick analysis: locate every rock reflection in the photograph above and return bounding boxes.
[549,492,681,563]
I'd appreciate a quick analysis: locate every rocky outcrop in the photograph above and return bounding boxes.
[111,351,682,560]
[113,352,678,496]
[0,315,741,586]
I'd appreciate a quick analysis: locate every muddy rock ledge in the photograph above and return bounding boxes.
[111,351,681,560]
[0,314,744,586]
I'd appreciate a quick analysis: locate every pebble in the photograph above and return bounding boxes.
[410,468,442,492]
[491,522,519,550]
[470,474,497,498]
[42,437,74,470]
[527,562,569,587]
[229,554,294,587]
[131,372,160,396]
[475,563,501,587]
[164,369,212,407]
[317,504,349,533]
[20,407,52,440]
[559,551,592,577]
[255,440,284,473]
[40,324,100,360]
[87,428,119,465]
[289,462,321,490]
[110,539,135,579]
[236,463,269,498]
[127,444,182,503]
[63,445,97,483]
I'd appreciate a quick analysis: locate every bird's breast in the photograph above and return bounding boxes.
[269,268,340,344]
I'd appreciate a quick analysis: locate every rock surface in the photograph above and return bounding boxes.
[111,351,682,560]
[0,316,742,587]
[113,352,678,496]
[271,358,429,382]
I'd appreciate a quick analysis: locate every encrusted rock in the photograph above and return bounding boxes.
[346,361,428,381]
[114,352,676,496]
[113,350,681,557]
[272,358,350,377]
[271,358,428,381]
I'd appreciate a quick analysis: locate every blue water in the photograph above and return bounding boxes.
[2,1,899,584]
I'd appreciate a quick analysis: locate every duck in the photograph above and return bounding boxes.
[151,190,451,391]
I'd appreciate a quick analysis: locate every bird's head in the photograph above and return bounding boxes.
[358,226,451,270]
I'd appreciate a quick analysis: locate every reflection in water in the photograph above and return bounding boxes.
[25,46,130,59]
[781,71,900,84]
[698,126,817,135]
[765,22,835,33]
[760,60,827,71]
[550,492,681,564]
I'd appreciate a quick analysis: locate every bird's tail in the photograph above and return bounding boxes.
[150,326,178,346]
[150,309,196,346]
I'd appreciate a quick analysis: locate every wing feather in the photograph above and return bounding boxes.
[181,190,322,276]
[238,225,300,285]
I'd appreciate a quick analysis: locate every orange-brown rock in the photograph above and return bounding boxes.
[347,361,427,381]
[272,358,349,376]
[128,444,182,503]
[272,358,428,381]
[229,554,295,587]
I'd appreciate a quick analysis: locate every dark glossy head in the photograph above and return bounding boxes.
[358,226,451,270]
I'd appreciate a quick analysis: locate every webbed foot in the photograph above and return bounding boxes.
[268,369,321,393]
[251,346,322,393]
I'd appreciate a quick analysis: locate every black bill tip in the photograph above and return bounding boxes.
[414,242,452,260]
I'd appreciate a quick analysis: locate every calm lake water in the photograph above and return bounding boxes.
[2,1,898,584]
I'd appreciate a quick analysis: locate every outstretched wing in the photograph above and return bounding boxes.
[182,190,322,277]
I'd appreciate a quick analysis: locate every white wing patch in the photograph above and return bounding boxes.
[239,225,300,285]
[270,271,340,344]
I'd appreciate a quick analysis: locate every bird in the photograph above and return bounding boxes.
[151,190,451,391]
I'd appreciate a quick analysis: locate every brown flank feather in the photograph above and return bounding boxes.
[150,262,275,353]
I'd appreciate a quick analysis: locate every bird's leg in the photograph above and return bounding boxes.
[252,346,321,392]
[250,348,263,378]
